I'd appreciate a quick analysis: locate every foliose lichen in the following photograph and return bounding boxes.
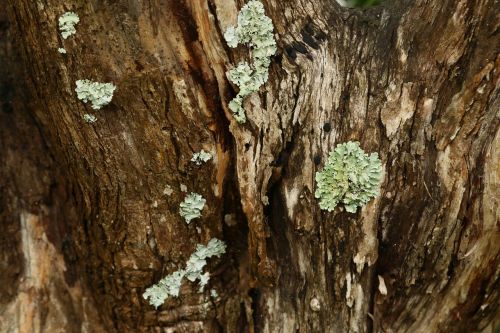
[179,192,206,224]
[191,150,212,165]
[58,12,80,39]
[142,270,184,308]
[75,79,116,110]
[58,48,67,54]
[315,141,382,213]
[184,239,226,289]
[143,238,227,308]
[223,0,277,123]
[83,114,97,123]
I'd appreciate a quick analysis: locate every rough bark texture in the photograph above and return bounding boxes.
[1,0,499,332]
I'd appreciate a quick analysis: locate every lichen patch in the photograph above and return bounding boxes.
[315,141,382,213]
[83,114,97,123]
[191,150,212,165]
[143,238,226,308]
[223,0,277,123]
[179,192,206,224]
[58,12,80,39]
[75,80,116,110]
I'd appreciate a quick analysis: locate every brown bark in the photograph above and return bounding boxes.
[1,0,499,332]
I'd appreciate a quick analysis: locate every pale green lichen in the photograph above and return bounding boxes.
[143,238,227,308]
[58,12,80,39]
[142,270,185,308]
[191,150,212,165]
[58,48,67,54]
[179,192,206,223]
[224,0,277,123]
[83,114,97,123]
[315,141,382,213]
[75,79,116,110]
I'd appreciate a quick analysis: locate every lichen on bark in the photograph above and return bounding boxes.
[224,0,277,123]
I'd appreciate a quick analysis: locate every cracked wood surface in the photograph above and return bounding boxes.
[2,0,499,332]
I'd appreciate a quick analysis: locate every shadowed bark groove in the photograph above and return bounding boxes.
[2,0,499,332]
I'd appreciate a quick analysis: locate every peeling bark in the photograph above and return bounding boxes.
[2,0,499,332]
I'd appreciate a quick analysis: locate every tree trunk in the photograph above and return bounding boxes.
[1,0,499,332]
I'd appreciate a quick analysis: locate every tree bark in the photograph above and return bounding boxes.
[1,0,499,332]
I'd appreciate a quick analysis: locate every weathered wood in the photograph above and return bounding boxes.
[2,0,499,332]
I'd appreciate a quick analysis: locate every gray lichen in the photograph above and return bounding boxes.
[58,12,80,39]
[224,0,277,123]
[75,80,116,110]
[179,192,206,224]
[315,141,382,213]
[191,150,212,165]
[58,48,67,54]
[143,238,227,308]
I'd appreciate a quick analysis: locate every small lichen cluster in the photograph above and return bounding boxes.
[142,238,227,308]
[75,79,116,110]
[58,12,80,39]
[179,192,206,223]
[191,150,212,165]
[144,147,220,308]
[57,12,116,116]
[83,114,97,123]
[315,141,382,213]
[224,0,277,123]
